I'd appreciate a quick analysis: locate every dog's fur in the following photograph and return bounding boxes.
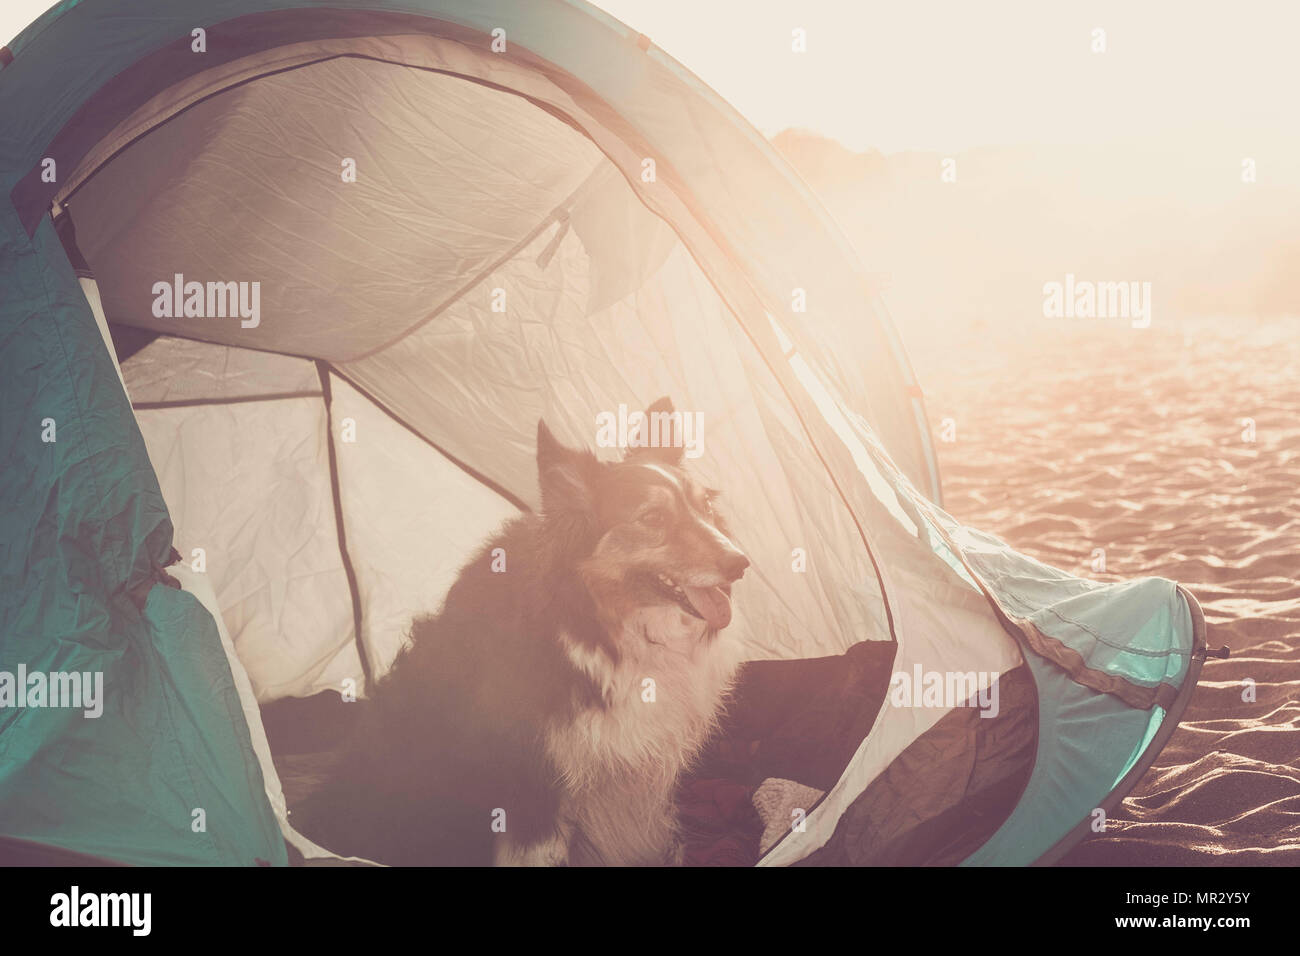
[296,398,748,865]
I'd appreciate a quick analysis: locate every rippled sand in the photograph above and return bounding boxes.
[907,315,1300,865]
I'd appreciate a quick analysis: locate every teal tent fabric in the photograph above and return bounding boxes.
[957,549,1203,866]
[0,213,285,866]
[797,395,1207,866]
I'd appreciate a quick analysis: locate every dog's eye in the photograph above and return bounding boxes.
[639,509,667,529]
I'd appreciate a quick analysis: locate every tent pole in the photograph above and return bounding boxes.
[316,361,373,690]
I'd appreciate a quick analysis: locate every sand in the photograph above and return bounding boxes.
[904,314,1300,864]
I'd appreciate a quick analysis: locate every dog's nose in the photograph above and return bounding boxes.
[721,552,750,582]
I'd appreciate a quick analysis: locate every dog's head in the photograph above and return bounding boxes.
[537,397,748,636]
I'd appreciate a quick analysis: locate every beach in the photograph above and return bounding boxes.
[905,314,1300,864]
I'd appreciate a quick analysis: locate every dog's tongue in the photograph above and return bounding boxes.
[683,585,732,630]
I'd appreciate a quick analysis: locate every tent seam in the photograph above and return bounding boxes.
[988,580,1195,662]
[132,390,324,410]
[341,156,603,364]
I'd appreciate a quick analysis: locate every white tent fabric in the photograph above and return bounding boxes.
[169,564,374,864]
[329,374,520,678]
[128,350,360,701]
[50,26,937,499]
[78,53,934,703]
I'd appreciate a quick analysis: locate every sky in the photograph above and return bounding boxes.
[1,0,55,48]
[4,0,1298,153]
[594,0,1300,153]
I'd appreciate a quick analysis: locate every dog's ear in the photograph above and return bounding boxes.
[537,419,600,516]
[624,395,684,468]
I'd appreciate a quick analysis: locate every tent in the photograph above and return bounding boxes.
[0,0,1207,867]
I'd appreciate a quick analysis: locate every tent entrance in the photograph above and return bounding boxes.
[56,51,899,701]
[39,33,1032,866]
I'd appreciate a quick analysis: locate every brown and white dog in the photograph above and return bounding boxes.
[298,397,748,865]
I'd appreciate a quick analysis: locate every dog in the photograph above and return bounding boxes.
[295,397,749,865]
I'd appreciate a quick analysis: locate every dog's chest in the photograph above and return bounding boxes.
[553,608,741,786]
